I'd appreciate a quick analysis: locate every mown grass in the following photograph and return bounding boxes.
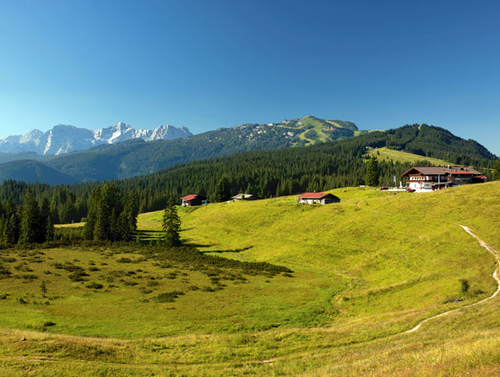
[368,146,452,165]
[1,182,499,375]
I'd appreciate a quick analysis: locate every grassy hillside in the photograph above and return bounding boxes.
[0,182,499,375]
[368,147,452,165]
[280,116,357,146]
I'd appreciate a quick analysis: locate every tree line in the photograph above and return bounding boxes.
[0,189,54,246]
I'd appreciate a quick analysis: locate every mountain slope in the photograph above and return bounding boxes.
[0,116,358,183]
[0,160,76,185]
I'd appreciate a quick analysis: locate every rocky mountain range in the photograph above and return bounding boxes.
[0,116,362,184]
[0,123,192,155]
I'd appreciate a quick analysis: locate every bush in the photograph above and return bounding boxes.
[459,279,470,294]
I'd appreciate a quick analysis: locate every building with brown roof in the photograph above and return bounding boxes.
[401,166,486,192]
[180,194,207,206]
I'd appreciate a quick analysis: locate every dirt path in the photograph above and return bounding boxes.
[405,225,500,333]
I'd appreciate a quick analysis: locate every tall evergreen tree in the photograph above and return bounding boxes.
[162,200,181,247]
[119,191,139,241]
[83,186,101,240]
[19,188,42,244]
[45,215,55,242]
[366,156,380,187]
[94,183,122,241]
[83,183,138,242]
[494,160,500,180]
[212,175,231,202]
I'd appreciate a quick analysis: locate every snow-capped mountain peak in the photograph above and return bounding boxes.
[0,123,192,155]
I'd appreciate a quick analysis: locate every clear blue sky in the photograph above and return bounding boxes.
[1,0,499,155]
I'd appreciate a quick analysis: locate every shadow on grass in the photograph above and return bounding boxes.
[184,242,217,248]
[200,246,254,254]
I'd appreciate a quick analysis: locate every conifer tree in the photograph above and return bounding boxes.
[19,189,42,244]
[45,216,55,242]
[366,156,380,187]
[494,160,500,180]
[83,186,100,240]
[213,175,231,202]
[162,200,181,247]
[83,184,138,242]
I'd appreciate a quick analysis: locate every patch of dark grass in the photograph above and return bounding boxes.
[86,282,104,289]
[68,269,89,282]
[0,264,12,279]
[14,274,38,281]
[14,262,33,272]
[154,291,185,303]
[146,245,292,278]
[116,257,132,263]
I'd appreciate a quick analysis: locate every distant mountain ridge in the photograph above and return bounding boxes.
[0,122,192,155]
[0,116,495,186]
[0,116,360,184]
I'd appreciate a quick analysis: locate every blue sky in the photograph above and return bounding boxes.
[1,0,499,155]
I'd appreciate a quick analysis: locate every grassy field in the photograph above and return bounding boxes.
[368,146,452,165]
[1,182,500,375]
[276,115,353,146]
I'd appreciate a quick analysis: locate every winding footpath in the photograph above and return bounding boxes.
[405,225,500,333]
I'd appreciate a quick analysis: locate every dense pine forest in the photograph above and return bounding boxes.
[0,124,497,224]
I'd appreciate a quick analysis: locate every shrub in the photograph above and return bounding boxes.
[459,279,470,294]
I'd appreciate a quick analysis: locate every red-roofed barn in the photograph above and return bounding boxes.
[298,192,340,205]
[181,194,207,207]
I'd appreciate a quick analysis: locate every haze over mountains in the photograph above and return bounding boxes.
[0,122,192,155]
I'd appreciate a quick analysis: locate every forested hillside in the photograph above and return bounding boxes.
[0,123,496,222]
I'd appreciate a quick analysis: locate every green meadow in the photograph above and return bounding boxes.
[368,146,452,165]
[0,182,499,376]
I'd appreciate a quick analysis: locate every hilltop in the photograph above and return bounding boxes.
[1,182,499,376]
